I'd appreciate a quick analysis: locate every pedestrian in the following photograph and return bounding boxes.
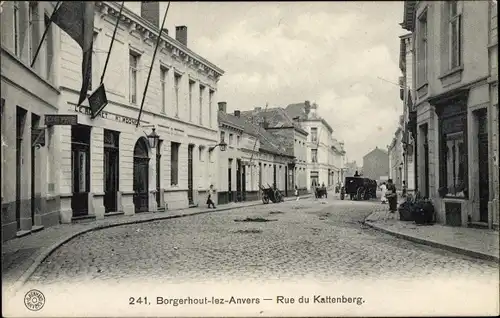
[386,179,398,213]
[207,184,216,209]
[380,182,387,204]
[295,185,300,201]
[402,180,407,198]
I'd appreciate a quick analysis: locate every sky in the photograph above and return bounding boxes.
[125,1,408,164]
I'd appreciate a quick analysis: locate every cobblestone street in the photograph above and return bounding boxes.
[25,197,498,287]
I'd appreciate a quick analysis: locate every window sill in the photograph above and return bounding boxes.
[442,196,468,201]
[439,65,464,81]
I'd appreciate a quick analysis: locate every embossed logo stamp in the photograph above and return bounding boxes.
[24,289,45,311]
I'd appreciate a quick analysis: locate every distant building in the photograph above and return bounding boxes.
[388,116,405,189]
[362,147,389,181]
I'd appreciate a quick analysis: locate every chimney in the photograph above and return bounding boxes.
[141,2,160,28]
[218,102,227,113]
[175,26,187,46]
[234,110,241,118]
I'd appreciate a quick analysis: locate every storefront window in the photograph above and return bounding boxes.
[439,112,468,198]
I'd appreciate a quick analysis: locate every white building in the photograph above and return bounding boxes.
[1,1,60,241]
[1,1,224,240]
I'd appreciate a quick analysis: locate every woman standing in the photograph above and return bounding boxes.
[380,182,387,204]
[386,179,398,213]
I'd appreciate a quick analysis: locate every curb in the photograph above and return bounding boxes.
[7,195,313,296]
[363,219,499,263]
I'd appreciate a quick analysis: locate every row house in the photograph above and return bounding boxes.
[218,103,295,203]
[398,32,417,194]
[330,138,346,186]
[1,1,60,241]
[240,106,309,195]
[388,118,404,189]
[401,0,499,229]
[286,101,345,190]
[1,1,224,241]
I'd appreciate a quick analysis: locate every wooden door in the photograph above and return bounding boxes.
[188,145,194,205]
[477,111,489,222]
[133,138,149,213]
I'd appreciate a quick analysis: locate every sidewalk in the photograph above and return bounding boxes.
[364,210,500,262]
[2,194,312,295]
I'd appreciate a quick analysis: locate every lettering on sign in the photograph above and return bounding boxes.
[45,114,78,126]
[73,105,140,126]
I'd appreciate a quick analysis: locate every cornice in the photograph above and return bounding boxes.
[96,1,224,80]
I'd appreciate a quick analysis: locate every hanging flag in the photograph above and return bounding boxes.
[50,1,95,106]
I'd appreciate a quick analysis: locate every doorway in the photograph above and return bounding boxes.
[242,164,246,201]
[156,140,163,209]
[188,144,194,205]
[16,107,27,230]
[71,125,91,217]
[103,130,119,213]
[273,164,277,188]
[133,138,149,213]
[236,159,242,202]
[421,124,430,198]
[228,159,233,202]
[477,110,489,222]
[31,113,41,225]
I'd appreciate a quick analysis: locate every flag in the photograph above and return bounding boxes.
[50,1,95,106]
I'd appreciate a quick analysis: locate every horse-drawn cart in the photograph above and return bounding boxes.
[342,176,377,201]
[315,186,328,198]
[260,184,284,204]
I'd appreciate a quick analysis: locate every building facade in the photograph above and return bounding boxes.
[285,101,345,191]
[1,1,60,241]
[362,147,390,182]
[240,106,309,195]
[388,117,404,188]
[218,104,295,204]
[1,1,225,241]
[402,0,499,229]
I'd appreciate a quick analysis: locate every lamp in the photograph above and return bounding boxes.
[209,140,227,152]
[146,128,159,148]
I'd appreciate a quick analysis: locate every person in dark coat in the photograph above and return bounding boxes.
[386,179,398,213]
[207,184,216,209]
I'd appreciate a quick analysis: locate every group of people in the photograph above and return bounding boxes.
[379,179,401,213]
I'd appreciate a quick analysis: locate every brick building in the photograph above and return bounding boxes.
[362,147,390,182]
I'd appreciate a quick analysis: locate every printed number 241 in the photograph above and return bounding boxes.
[129,297,149,305]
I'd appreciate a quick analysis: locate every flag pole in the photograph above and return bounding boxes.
[100,1,125,85]
[136,1,171,128]
[30,1,62,68]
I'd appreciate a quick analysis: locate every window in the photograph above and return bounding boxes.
[44,13,54,81]
[174,73,181,117]
[160,67,168,113]
[209,90,214,128]
[13,1,20,57]
[220,131,225,143]
[129,52,139,104]
[28,2,39,64]
[236,135,240,147]
[439,108,468,198]
[311,149,318,163]
[417,10,428,85]
[189,80,195,121]
[229,133,233,145]
[311,127,318,142]
[199,85,205,125]
[199,146,204,161]
[448,1,462,68]
[170,142,180,186]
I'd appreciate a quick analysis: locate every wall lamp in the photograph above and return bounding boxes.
[140,125,160,148]
[209,141,227,152]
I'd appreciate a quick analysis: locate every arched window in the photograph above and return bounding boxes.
[134,137,149,159]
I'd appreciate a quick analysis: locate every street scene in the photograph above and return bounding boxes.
[1,0,499,316]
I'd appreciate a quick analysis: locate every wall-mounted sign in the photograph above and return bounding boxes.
[45,114,78,126]
[89,83,109,119]
[73,105,140,126]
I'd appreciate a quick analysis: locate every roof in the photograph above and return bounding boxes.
[363,147,388,159]
[218,111,292,157]
[240,107,308,136]
[284,102,333,133]
[400,1,417,32]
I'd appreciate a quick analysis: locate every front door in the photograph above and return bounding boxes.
[285,166,288,196]
[30,114,40,225]
[477,111,489,222]
[228,159,232,202]
[236,160,241,202]
[156,140,162,208]
[188,145,194,205]
[104,149,118,212]
[242,164,246,201]
[133,138,149,213]
[423,125,430,198]
[71,146,90,216]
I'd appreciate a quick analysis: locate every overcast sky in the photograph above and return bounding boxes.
[126,1,407,164]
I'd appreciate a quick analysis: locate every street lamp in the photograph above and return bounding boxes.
[146,128,159,149]
[209,140,227,152]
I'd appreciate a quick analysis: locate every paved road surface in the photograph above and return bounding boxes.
[25,197,498,286]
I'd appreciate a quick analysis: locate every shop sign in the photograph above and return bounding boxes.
[89,83,109,119]
[73,105,140,126]
[45,114,78,126]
